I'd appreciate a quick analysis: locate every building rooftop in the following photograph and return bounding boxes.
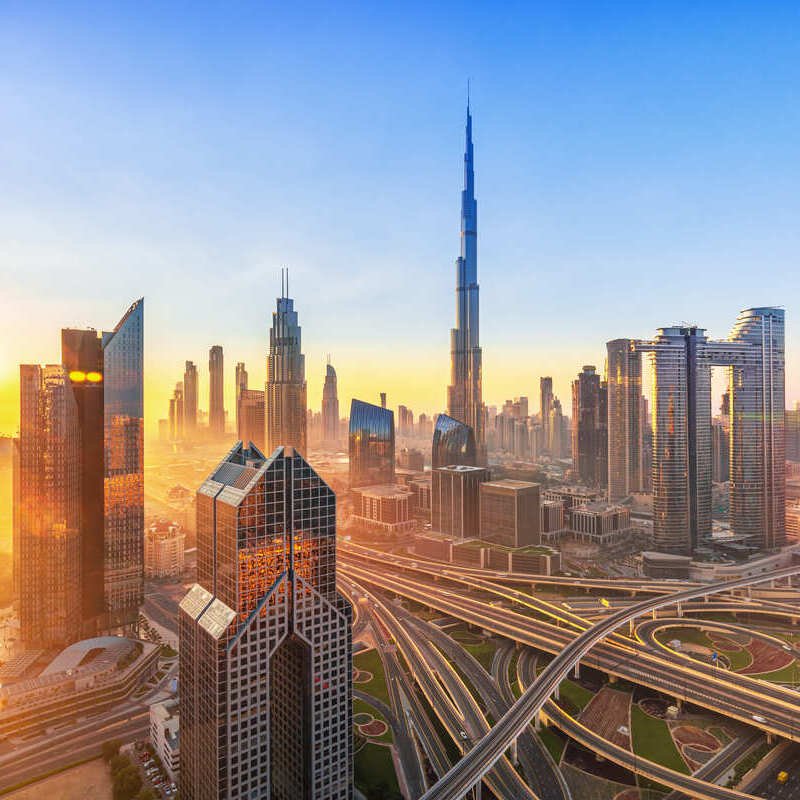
[481,479,540,491]
[352,484,412,499]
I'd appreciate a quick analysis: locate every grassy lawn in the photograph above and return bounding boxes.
[750,661,800,684]
[559,679,593,712]
[463,641,497,674]
[708,725,732,746]
[354,697,393,743]
[656,627,713,649]
[538,726,565,762]
[353,649,392,706]
[630,704,688,774]
[720,647,752,671]
[354,742,400,798]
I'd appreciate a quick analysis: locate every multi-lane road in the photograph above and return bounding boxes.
[339,546,800,800]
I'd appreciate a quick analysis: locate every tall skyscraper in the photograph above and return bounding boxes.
[548,398,564,458]
[712,391,730,483]
[169,382,184,441]
[634,307,785,554]
[349,399,395,488]
[321,360,339,443]
[639,326,712,555]
[571,365,608,488]
[183,361,198,436]
[235,361,248,432]
[209,345,225,437]
[179,444,352,800]
[19,299,144,640]
[724,308,785,550]
[606,339,644,501]
[98,298,145,630]
[17,365,82,646]
[447,103,485,463]
[540,377,554,452]
[266,273,307,455]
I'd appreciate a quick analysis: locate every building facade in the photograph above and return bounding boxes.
[606,339,644,501]
[432,413,477,469]
[235,361,248,434]
[348,399,395,488]
[238,388,266,451]
[179,444,352,800]
[16,365,82,646]
[266,278,307,455]
[431,465,490,539]
[209,345,225,437]
[571,365,608,488]
[447,104,485,463]
[144,520,186,578]
[479,479,541,548]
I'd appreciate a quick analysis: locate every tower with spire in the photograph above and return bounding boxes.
[447,99,486,463]
[265,268,307,454]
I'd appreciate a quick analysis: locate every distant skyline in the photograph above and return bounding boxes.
[2,2,800,436]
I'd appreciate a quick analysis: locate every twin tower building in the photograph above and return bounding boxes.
[608,307,785,556]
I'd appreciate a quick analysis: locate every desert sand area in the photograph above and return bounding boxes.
[5,759,112,800]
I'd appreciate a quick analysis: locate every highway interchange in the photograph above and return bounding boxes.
[340,542,800,800]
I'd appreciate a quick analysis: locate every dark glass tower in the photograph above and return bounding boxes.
[447,103,485,463]
[431,413,476,469]
[179,444,352,800]
[184,360,198,436]
[571,366,608,488]
[348,399,395,488]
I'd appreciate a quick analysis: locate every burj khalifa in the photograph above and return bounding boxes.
[447,102,486,463]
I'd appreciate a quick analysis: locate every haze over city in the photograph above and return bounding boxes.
[2,5,800,800]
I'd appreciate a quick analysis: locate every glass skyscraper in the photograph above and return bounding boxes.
[431,413,476,469]
[18,298,144,640]
[266,275,307,455]
[606,339,645,502]
[348,399,395,488]
[632,307,785,555]
[447,103,486,463]
[571,365,608,488]
[321,361,339,443]
[17,364,82,646]
[179,444,352,800]
[183,360,198,436]
[101,298,145,629]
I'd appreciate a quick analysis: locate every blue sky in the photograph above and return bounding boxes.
[1,2,798,432]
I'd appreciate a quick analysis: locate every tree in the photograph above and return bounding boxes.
[113,765,142,800]
[109,753,131,776]
[102,739,123,762]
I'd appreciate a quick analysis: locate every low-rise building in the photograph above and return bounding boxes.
[786,503,800,542]
[569,502,632,545]
[144,520,186,578]
[150,698,180,781]
[351,485,415,532]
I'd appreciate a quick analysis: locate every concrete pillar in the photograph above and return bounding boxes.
[676,602,683,618]
[629,620,635,636]
[509,738,518,765]
[574,662,580,679]
[534,710,542,731]
[675,698,683,709]
[608,673,618,684]
[553,683,560,700]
